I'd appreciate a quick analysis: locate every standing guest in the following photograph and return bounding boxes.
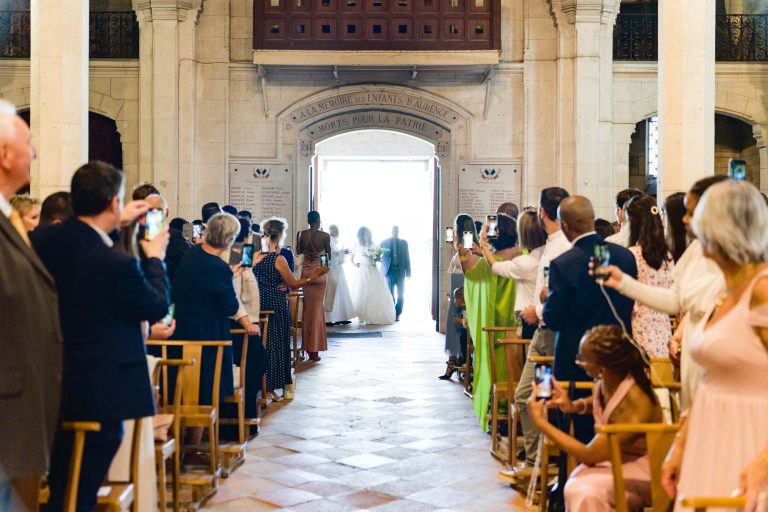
[0,102,63,512]
[202,202,222,224]
[10,194,40,232]
[506,187,571,477]
[598,175,728,408]
[661,181,768,510]
[222,204,238,216]
[170,213,247,453]
[605,188,644,247]
[441,214,473,378]
[325,224,355,325]
[625,195,674,357]
[297,211,332,361]
[440,287,468,380]
[541,195,637,505]
[528,325,662,512]
[482,208,548,340]
[459,203,519,430]
[39,191,72,225]
[594,218,614,241]
[251,223,261,236]
[238,210,252,223]
[36,161,170,512]
[131,182,159,201]
[257,218,328,400]
[381,225,412,321]
[166,217,191,281]
[663,192,687,263]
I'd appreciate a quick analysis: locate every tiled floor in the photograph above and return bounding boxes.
[203,319,529,511]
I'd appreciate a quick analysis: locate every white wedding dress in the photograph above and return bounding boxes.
[350,243,396,325]
[324,237,356,323]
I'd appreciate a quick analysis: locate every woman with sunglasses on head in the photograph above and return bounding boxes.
[528,325,662,512]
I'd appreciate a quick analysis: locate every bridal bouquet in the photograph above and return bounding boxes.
[364,245,389,266]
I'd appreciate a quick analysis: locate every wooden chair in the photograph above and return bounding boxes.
[679,496,747,511]
[288,292,303,366]
[152,359,195,512]
[146,340,232,506]
[650,357,681,423]
[39,422,102,512]
[483,326,529,467]
[218,329,250,477]
[595,423,680,512]
[98,418,143,512]
[257,311,274,410]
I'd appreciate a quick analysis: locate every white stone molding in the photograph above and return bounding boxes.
[135,0,201,21]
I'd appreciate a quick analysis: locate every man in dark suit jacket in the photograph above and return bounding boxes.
[0,107,63,511]
[380,225,411,320]
[542,195,637,507]
[34,161,171,512]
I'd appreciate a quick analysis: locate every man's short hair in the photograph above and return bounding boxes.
[40,191,73,224]
[201,202,221,223]
[222,204,238,216]
[71,161,124,217]
[308,210,320,225]
[238,210,252,221]
[132,182,159,201]
[169,217,187,231]
[615,188,644,210]
[540,187,569,221]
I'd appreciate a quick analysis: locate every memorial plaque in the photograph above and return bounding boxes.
[458,164,522,219]
[229,164,294,223]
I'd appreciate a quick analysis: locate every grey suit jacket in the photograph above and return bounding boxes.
[0,213,63,479]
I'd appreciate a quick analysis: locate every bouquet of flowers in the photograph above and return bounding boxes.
[364,245,389,266]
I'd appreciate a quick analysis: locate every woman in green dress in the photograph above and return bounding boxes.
[458,206,520,430]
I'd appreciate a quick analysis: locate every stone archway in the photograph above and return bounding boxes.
[276,84,473,326]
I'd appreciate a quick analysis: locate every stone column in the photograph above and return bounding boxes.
[29,0,88,199]
[658,0,715,198]
[753,124,768,193]
[135,0,200,218]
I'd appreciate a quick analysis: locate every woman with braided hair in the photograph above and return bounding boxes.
[528,325,662,512]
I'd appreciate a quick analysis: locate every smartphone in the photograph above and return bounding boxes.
[241,244,254,267]
[534,362,553,401]
[462,231,473,250]
[260,236,270,253]
[182,222,193,241]
[543,266,550,287]
[161,303,175,327]
[144,208,164,241]
[728,158,747,181]
[445,227,455,244]
[486,214,498,239]
[192,224,202,239]
[593,244,611,282]
[228,242,244,265]
[319,253,329,267]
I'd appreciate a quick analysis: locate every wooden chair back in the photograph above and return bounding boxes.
[497,336,531,401]
[650,357,681,423]
[595,423,679,512]
[229,329,249,392]
[482,326,518,389]
[61,421,101,512]
[258,311,273,403]
[678,496,747,511]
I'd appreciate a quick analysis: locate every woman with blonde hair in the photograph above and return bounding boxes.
[10,193,41,232]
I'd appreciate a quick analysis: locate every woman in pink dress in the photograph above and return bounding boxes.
[662,181,768,511]
[528,325,663,511]
[625,195,674,357]
[297,211,332,361]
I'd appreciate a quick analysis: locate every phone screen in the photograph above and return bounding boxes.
[486,214,498,239]
[445,227,455,244]
[728,158,747,181]
[144,208,164,241]
[319,254,329,267]
[260,237,270,253]
[534,363,553,400]
[161,303,175,327]
[593,244,611,282]
[462,231,473,250]
[241,244,254,267]
[192,224,202,239]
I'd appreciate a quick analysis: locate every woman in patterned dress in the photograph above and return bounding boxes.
[625,195,674,357]
[255,217,329,401]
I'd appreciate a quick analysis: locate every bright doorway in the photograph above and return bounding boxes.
[314,130,436,323]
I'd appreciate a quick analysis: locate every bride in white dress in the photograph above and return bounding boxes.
[350,227,396,325]
[324,225,356,324]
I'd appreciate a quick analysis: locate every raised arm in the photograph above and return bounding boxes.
[275,254,328,288]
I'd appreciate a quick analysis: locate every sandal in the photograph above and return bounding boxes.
[266,391,284,402]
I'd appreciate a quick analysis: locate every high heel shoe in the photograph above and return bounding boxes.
[438,366,457,380]
[308,352,321,361]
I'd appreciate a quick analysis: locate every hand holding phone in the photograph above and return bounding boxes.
[241,244,255,267]
[534,363,553,401]
[144,208,165,241]
[592,244,611,282]
[161,303,175,327]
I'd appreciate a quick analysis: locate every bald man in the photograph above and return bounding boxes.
[541,195,637,505]
[0,102,63,510]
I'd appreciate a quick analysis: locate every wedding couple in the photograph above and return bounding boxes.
[327,225,410,325]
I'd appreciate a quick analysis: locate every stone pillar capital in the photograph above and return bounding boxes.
[753,124,768,149]
[135,0,203,22]
[552,0,621,25]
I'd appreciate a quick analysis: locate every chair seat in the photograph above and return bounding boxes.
[96,483,134,512]
[155,437,176,460]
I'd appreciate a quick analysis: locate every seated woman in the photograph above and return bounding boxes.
[528,325,662,512]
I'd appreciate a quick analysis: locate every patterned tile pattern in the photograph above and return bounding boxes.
[203,322,529,511]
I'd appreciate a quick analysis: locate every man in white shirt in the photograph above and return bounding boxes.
[604,188,643,247]
[499,187,570,480]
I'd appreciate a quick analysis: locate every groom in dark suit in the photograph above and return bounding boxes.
[542,195,636,508]
[380,226,411,320]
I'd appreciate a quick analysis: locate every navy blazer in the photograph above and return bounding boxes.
[542,233,637,382]
[380,237,411,278]
[33,217,170,422]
